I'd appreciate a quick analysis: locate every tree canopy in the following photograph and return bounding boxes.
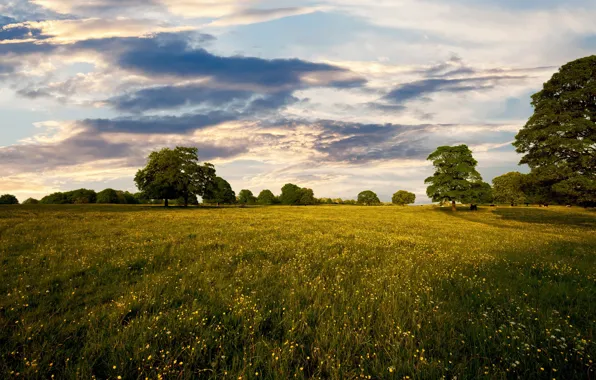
[238,189,257,204]
[203,177,236,205]
[22,198,40,205]
[425,145,489,210]
[513,56,596,207]
[492,172,527,205]
[357,190,381,206]
[392,190,416,206]
[96,189,120,204]
[135,147,216,207]
[257,190,277,205]
[0,194,19,205]
[280,184,302,205]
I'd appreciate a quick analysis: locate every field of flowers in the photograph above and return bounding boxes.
[0,205,595,379]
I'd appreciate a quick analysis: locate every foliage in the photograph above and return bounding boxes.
[135,147,216,207]
[96,189,120,204]
[203,177,236,205]
[492,172,527,205]
[513,56,596,207]
[257,190,277,205]
[0,205,594,379]
[0,194,19,205]
[357,190,381,205]
[279,183,302,205]
[425,145,484,209]
[298,188,316,205]
[392,190,416,206]
[238,189,257,205]
[40,192,70,205]
[22,198,40,205]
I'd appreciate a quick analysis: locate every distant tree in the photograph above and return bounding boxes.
[298,188,316,205]
[513,56,596,207]
[135,147,216,207]
[22,198,40,205]
[0,194,19,205]
[492,172,527,206]
[203,177,236,205]
[392,190,416,206]
[466,181,494,207]
[257,189,276,205]
[40,192,69,204]
[238,189,257,204]
[358,190,381,206]
[97,188,120,204]
[280,183,302,205]
[425,145,483,211]
[66,189,97,204]
[121,191,139,204]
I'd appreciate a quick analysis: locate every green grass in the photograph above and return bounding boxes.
[0,205,595,379]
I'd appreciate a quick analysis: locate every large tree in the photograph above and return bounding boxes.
[238,189,257,204]
[0,194,19,205]
[392,190,416,206]
[425,145,486,211]
[203,177,236,206]
[357,190,381,206]
[135,147,216,207]
[257,189,276,205]
[492,172,527,206]
[280,183,302,205]
[513,56,596,207]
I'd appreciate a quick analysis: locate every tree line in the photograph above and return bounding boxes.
[1,56,594,209]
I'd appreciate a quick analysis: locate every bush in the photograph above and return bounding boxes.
[0,194,19,205]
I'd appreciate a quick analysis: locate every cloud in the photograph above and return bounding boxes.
[208,7,325,27]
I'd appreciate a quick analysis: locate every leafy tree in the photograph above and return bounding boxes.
[41,192,70,204]
[358,190,381,206]
[238,189,257,204]
[257,189,276,205]
[466,181,494,206]
[135,147,216,207]
[0,194,19,205]
[203,177,236,205]
[392,190,416,206]
[492,172,527,205]
[97,188,120,204]
[425,145,484,211]
[298,188,316,205]
[22,198,40,205]
[121,191,139,204]
[66,189,97,204]
[513,56,596,207]
[280,183,302,205]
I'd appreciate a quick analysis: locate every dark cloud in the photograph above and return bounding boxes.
[81,111,238,134]
[0,24,45,40]
[107,85,255,113]
[16,88,52,98]
[0,15,17,27]
[383,76,528,104]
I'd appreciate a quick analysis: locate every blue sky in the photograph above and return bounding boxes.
[1,0,594,203]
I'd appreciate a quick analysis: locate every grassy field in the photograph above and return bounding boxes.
[0,205,595,379]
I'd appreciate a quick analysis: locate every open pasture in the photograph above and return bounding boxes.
[0,205,595,379]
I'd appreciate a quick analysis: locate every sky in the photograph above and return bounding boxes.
[1,0,594,203]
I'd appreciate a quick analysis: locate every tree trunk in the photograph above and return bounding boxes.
[164,199,169,207]
[451,200,457,211]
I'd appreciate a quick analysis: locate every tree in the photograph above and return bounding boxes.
[41,192,70,204]
[513,56,596,207]
[135,147,216,207]
[67,189,97,204]
[467,181,494,206]
[257,189,276,205]
[492,172,527,206]
[203,177,236,205]
[392,190,416,206]
[425,145,483,211]
[22,198,40,205]
[0,194,19,205]
[238,189,257,204]
[298,188,316,205]
[97,188,120,204]
[358,190,381,206]
[280,184,302,205]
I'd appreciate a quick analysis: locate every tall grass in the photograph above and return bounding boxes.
[0,205,594,379]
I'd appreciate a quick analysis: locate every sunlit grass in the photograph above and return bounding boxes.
[0,205,594,379]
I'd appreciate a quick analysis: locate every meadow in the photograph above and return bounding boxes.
[0,205,594,379]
